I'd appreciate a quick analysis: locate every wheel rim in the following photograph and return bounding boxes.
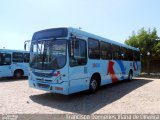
[91,79,97,91]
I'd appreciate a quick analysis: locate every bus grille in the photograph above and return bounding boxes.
[36,78,52,83]
[33,71,53,77]
[37,83,50,89]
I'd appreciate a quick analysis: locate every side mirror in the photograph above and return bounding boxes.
[24,40,31,51]
[24,43,27,50]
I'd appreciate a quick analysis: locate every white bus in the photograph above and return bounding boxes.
[0,49,29,78]
[28,27,141,95]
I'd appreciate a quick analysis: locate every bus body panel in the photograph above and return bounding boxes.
[68,65,90,94]
[0,65,12,77]
[10,63,29,76]
[0,63,32,78]
[132,61,141,76]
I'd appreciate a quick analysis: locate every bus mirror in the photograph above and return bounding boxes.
[24,43,26,50]
[24,40,30,51]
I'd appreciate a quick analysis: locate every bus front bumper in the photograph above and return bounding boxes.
[29,80,69,95]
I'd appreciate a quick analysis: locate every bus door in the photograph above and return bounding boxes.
[68,37,89,94]
[0,53,12,77]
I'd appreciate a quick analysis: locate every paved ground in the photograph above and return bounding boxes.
[0,77,160,115]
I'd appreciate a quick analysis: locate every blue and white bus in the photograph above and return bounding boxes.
[28,27,141,95]
[0,49,29,78]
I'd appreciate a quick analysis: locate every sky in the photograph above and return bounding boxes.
[1,0,160,50]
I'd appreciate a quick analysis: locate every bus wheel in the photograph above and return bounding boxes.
[128,70,133,81]
[89,77,98,93]
[14,70,23,78]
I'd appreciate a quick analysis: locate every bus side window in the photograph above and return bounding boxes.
[121,47,128,61]
[69,38,87,67]
[88,38,100,59]
[127,49,133,61]
[0,53,11,65]
[133,51,140,61]
[112,44,121,60]
[137,51,140,61]
[24,53,30,63]
[12,52,24,62]
[100,41,112,60]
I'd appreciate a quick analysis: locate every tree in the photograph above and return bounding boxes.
[125,28,159,56]
[125,27,160,75]
[153,41,160,57]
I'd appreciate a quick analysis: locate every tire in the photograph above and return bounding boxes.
[14,70,23,78]
[89,77,98,93]
[128,71,133,81]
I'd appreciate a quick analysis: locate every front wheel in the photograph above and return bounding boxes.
[89,78,98,93]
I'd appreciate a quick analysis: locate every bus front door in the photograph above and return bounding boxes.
[68,38,89,94]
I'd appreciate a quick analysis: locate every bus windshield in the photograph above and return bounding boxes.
[30,39,67,70]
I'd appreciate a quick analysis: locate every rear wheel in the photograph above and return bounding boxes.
[14,70,23,78]
[89,77,98,93]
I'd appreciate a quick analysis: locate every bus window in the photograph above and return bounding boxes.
[127,49,133,61]
[0,53,11,65]
[121,47,128,61]
[100,41,112,60]
[24,53,30,63]
[88,38,100,59]
[12,52,24,62]
[120,47,125,60]
[112,44,121,60]
[133,50,140,61]
[69,38,87,67]
[136,51,140,61]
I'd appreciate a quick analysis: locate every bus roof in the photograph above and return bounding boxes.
[67,27,139,51]
[33,27,139,51]
[0,49,29,53]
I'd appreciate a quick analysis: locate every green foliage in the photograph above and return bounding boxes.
[125,27,159,57]
[153,41,160,56]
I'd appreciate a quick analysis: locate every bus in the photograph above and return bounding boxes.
[0,49,29,78]
[28,27,141,95]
